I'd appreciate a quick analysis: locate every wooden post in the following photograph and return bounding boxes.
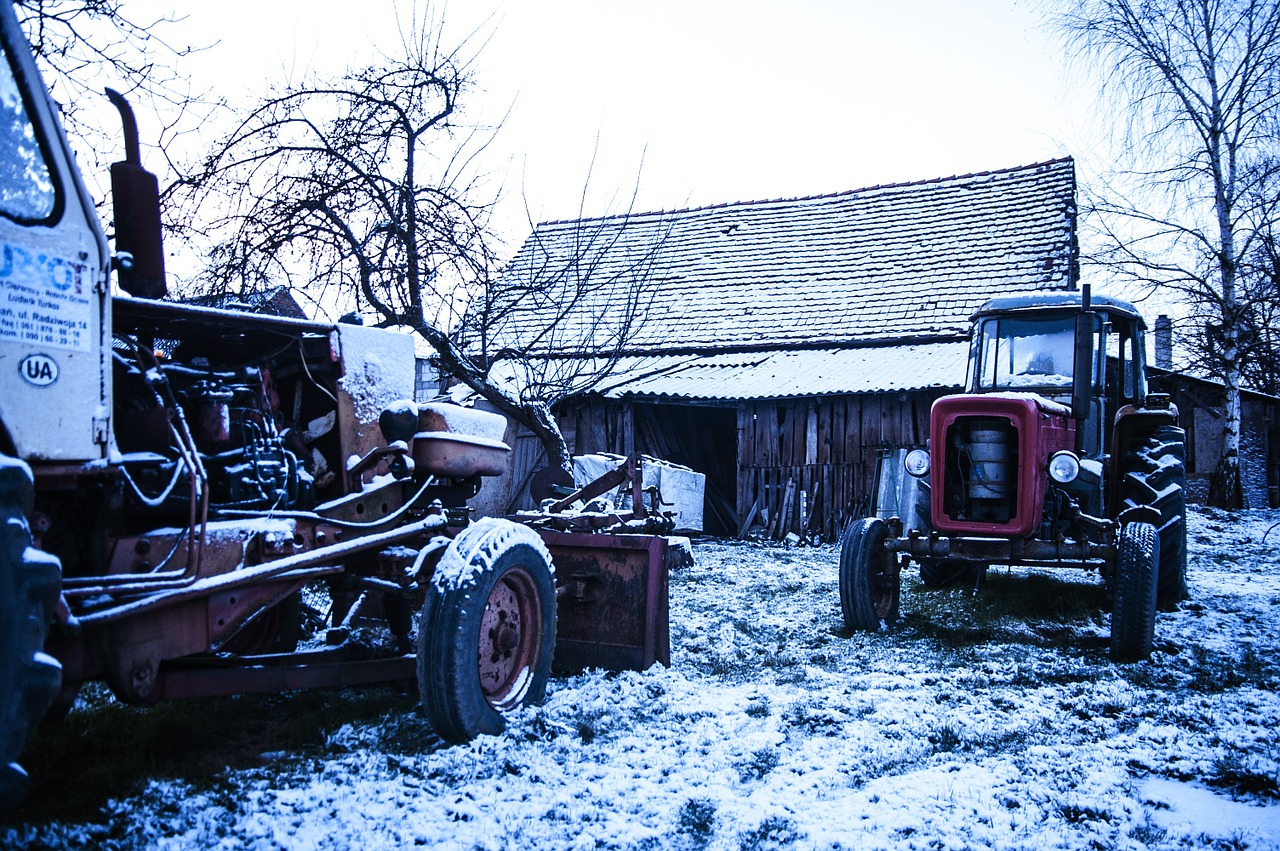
[776,477,795,539]
[738,496,760,538]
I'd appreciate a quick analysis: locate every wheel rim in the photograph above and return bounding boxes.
[870,553,898,620]
[477,565,543,710]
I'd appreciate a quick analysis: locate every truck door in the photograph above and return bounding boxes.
[0,6,111,461]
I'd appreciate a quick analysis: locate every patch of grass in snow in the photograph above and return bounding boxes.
[928,724,963,753]
[676,796,717,846]
[1128,813,1169,846]
[12,682,417,824]
[735,746,781,781]
[737,814,803,850]
[1194,833,1255,851]
[784,698,852,736]
[568,700,626,744]
[1206,752,1280,800]
[1056,800,1113,824]
[1142,642,1280,694]
[896,570,1113,668]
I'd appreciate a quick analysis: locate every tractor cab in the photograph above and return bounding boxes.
[966,292,1149,461]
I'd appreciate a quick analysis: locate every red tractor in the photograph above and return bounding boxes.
[0,3,672,806]
[839,288,1188,661]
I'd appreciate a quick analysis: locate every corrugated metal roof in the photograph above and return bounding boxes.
[480,159,1076,357]
[587,341,971,400]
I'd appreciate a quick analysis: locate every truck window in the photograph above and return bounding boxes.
[0,42,57,222]
[975,315,1078,390]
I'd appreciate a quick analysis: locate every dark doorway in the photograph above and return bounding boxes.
[633,403,738,535]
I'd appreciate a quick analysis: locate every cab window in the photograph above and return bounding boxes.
[975,314,1078,390]
[0,41,57,223]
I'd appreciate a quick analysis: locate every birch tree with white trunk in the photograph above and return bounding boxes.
[1060,0,1280,508]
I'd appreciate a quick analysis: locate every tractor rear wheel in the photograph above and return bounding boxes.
[839,518,899,632]
[0,458,62,808]
[1110,521,1159,662]
[1122,424,1189,606]
[417,519,556,743]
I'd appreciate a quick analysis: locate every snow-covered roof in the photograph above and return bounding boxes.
[589,341,971,400]
[178,285,309,319]
[485,341,970,402]
[489,159,1077,357]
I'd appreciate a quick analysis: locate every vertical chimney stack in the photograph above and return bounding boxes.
[1154,315,1173,370]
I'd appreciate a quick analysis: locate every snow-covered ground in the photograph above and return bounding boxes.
[6,505,1280,850]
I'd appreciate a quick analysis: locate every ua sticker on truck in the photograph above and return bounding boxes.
[18,352,58,386]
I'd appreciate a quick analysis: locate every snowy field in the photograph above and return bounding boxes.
[5,505,1280,850]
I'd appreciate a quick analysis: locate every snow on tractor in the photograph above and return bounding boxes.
[839,287,1188,661]
[0,4,673,808]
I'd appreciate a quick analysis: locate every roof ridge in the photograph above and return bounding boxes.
[535,157,1075,229]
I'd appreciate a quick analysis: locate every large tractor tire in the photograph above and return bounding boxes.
[1110,521,1159,662]
[417,518,556,743]
[839,518,900,632]
[0,458,62,808]
[1122,424,1189,606]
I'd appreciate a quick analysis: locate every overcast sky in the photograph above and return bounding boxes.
[116,0,1093,253]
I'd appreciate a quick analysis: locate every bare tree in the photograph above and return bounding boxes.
[172,5,668,472]
[14,1,202,159]
[1060,0,1280,507]
[454,195,673,470]
[1178,168,1280,397]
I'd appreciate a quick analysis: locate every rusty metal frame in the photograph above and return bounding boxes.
[540,529,670,674]
[71,514,446,629]
[153,651,417,701]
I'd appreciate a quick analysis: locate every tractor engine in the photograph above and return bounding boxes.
[929,393,1075,538]
[112,355,314,516]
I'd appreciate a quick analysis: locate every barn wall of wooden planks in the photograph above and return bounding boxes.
[553,391,946,539]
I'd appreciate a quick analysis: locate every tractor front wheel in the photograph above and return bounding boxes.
[839,518,899,632]
[417,519,556,743]
[1110,521,1159,662]
[0,458,62,808]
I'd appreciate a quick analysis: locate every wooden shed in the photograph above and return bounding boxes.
[482,159,1080,536]
[1148,368,1280,508]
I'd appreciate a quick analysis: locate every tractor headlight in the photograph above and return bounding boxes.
[904,448,931,477]
[1048,450,1080,484]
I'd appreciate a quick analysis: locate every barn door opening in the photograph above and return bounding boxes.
[633,403,737,536]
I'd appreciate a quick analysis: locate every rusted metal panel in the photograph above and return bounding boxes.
[154,652,417,701]
[540,530,670,674]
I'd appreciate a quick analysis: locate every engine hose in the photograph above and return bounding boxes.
[297,338,337,404]
[119,457,187,508]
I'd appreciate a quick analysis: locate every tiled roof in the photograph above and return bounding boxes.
[486,159,1077,356]
[180,285,309,319]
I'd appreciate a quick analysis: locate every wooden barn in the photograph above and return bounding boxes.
[480,159,1080,536]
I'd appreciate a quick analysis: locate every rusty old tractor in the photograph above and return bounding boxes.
[839,288,1188,661]
[0,3,674,807]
